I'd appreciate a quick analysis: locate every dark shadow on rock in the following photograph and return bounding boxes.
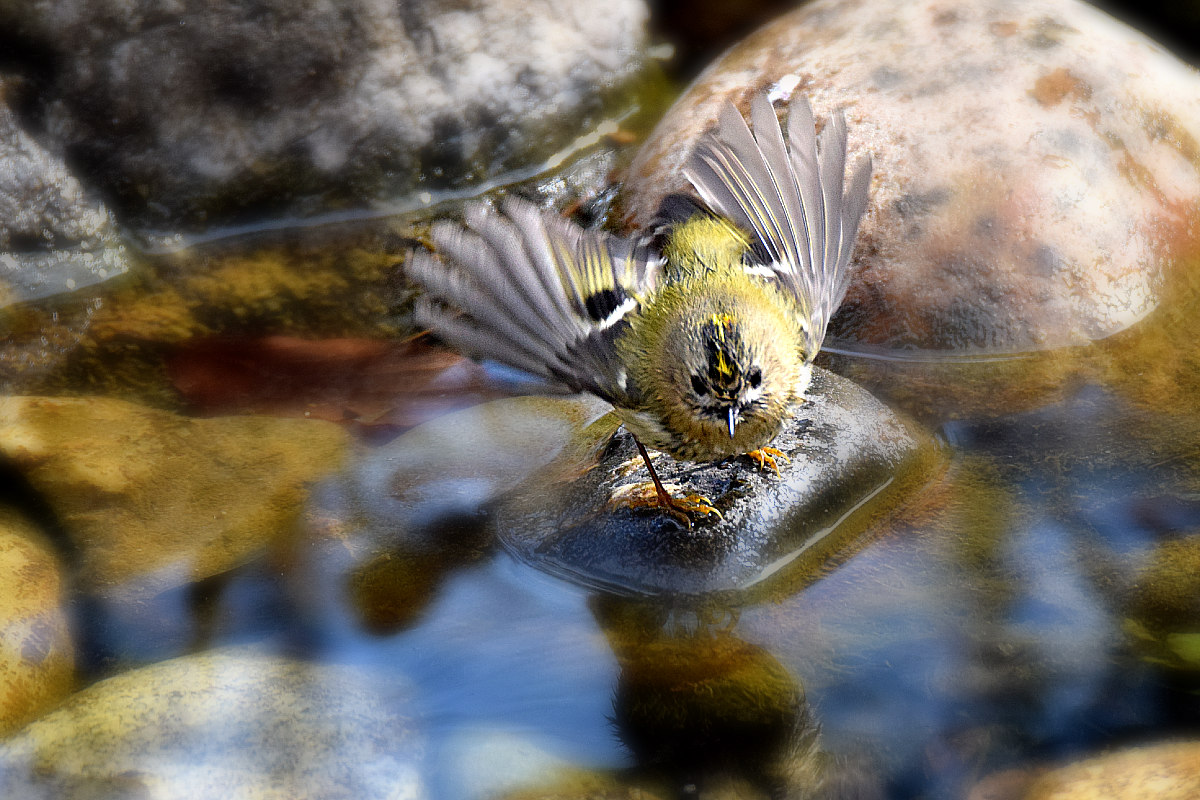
[495,368,943,599]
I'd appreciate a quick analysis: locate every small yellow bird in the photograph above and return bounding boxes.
[408,91,872,526]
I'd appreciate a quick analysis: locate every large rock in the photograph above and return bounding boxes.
[0,509,74,736]
[0,649,424,798]
[495,367,940,597]
[0,395,350,596]
[624,0,1200,353]
[6,0,648,229]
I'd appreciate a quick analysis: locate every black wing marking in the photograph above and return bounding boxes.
[684,92,872,358]
[408,196,662,403]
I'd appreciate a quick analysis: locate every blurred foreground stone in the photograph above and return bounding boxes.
[0,509,74,736]
[0,396,350,597]
[0,648,423,798]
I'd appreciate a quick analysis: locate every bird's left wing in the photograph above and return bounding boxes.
[408,196,661,404]
[684,91,872,359]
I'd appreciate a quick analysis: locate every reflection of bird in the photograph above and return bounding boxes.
[408,92,872,526]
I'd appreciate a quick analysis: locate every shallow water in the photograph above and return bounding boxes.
[2,216,1199,799]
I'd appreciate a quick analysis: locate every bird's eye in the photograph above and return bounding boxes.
[748,367,762,388]
[690,374,708,396]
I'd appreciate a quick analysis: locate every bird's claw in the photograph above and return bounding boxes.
[743,447,789,476]
[609,482,722,529]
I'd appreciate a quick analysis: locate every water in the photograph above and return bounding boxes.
[2,219,1199,799]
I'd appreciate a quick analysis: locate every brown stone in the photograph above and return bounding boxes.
[0,396,350,596]
[0,509,74,736]
[624,0,1200,352]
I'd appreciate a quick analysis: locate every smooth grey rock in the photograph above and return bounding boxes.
[348,393,611,534]
[0,78,127,307]
[434,728,577,800]
[494,367,938,598]
[624,0,1200,352]
[0,649,424,800]
[7,0,648,229]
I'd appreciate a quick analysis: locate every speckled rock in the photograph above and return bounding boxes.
[969,741,1200,800]
[0,396,350,597]
[5,0,648,229]
[0,76,128,307]
[624,0,1200,352]
[0,648,424,798]
[0,509,74,736]
[495,367,939,597]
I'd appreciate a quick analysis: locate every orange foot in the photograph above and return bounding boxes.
[609,481,722,529]
[743,447,790,476]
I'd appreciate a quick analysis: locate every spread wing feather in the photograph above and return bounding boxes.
[408,196,661,403]
[685,92,872,358]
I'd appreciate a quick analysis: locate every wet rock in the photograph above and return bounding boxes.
[0,76,128,307]
[0,396,350,597]
[298,395,609,633]
[1095,255,1200,420]
[819,346,1094,425]
[969,741,1200,800]
[6,0,648,229]
[0,648,424,798]
[0,509,74,736]
[438,728,581,800]
[624,0,1200,353]
[1118,528,1200,670]
[12,229,410,403]
[495,367,939,597]
[353,394,611,531]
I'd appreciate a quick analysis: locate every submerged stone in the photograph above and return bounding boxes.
[0,648,424,798]
[624,0,1200,353]
[0,509,74,736]
[494,368,938,597]
[0,396,350,597]
[318,394,609,632]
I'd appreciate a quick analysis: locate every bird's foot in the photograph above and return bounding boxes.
[608,481,722,529]
[743,447,789,476]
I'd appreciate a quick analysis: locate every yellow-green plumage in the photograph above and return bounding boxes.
[617,215,809,460]
[407,91,872,523]
[659,215,749,277]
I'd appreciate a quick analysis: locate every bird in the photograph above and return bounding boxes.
[407,90,872,527]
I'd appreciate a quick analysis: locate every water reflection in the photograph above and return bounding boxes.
[6,362,1199,797]
[595,593,839,798]
[5,248,1200,799]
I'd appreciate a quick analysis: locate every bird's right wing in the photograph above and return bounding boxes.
[684,92,872,359]
[408,197,662,404]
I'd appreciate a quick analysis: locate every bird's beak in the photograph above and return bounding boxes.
[726,406,737,439]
